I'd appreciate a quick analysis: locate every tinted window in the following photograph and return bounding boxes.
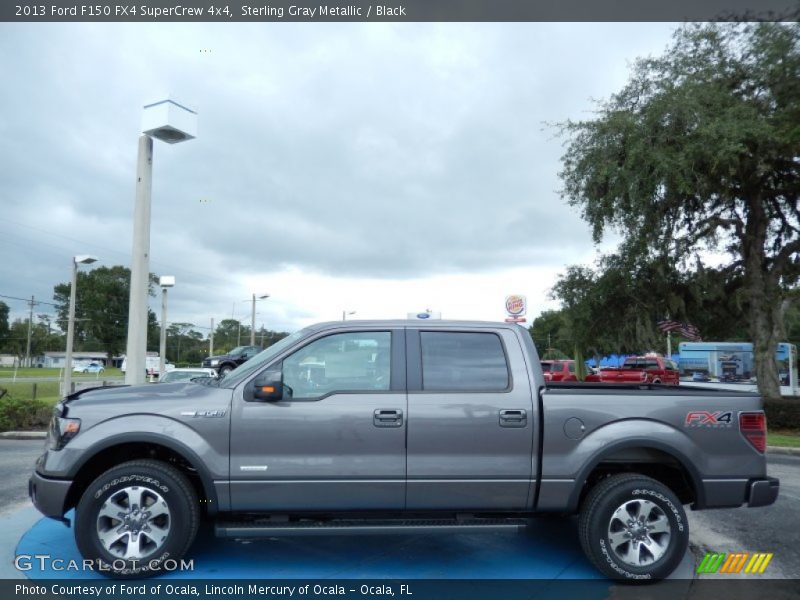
[420,332,509,391]
[568,363,576,373]
[541,362,553,372]
[282,331,391,399]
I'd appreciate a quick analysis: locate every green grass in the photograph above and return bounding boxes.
[0,381,61,403]
[767,431,800,448]
[0,367,122,378]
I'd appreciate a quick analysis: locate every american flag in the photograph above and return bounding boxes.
[657,320,702,341]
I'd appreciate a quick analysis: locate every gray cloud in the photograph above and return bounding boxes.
[0,22,677,329]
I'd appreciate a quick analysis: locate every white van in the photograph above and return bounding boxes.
[120,355,175,376]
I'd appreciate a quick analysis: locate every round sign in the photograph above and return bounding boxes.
[505,295,526,317]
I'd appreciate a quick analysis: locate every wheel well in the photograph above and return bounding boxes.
[578,447,697,508]
[65,442,211,515]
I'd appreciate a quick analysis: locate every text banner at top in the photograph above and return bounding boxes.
[3,0,800,22]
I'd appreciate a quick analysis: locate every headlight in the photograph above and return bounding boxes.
[49,416,81,450]
[210,359,219,366]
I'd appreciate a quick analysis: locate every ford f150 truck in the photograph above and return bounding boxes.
[588,355,681,386]
[201,345,263,376]
[29,320,778,580]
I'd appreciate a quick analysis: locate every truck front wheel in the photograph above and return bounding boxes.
[75,459,199,578]
[578,473,688,581]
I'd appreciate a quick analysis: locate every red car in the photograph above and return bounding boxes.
[588,354,680,385]
[541,359,578,382]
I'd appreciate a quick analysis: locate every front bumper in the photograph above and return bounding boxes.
[747,476,779,507]
[29,470,72,522]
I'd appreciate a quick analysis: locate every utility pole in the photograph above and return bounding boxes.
[25,295,36,368]
[209,317,214,357]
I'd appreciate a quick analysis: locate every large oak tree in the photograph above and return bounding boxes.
[558,22,799,400]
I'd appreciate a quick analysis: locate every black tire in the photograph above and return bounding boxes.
[578,473,688,582]
[218,364,233,376]
[75,459,199,578]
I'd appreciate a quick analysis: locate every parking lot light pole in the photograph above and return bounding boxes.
[158,276,175,378]
[63,255,98,397]
[125,100,196,385]
[251,294,269,345]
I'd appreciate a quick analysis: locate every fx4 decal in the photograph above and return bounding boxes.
[685,411,734,428]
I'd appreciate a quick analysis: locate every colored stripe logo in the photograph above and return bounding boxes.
[697,552,773,574]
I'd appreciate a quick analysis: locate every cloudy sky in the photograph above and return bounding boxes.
[0,22,678,335]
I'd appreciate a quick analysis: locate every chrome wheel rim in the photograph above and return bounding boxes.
[96,486,171,560]
[607,498,671,567]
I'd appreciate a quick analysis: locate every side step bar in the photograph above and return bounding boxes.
[216,518,529,538]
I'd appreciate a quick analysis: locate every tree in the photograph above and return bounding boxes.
[529,310,570,358]
[558,22,800,401]
[54,266,158,361]
[0,301,9,350]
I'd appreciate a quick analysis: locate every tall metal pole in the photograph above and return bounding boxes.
[63,262,78,396]
[159,287,168,377]
[209,317,214,357]
[667,330,672,359]
[250,293,256,346]
[25,295,35,368]
[125,135,153,385]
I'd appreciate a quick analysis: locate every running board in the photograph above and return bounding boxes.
[215,518,529,538]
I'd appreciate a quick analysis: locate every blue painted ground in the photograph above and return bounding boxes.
[18,511,601,581]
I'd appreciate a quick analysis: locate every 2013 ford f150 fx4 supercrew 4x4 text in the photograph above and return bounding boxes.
[29,320,779,580]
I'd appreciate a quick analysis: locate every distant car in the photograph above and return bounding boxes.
[159,368,218,383]
[73,363,104,374]
[540,359,577,382]
[692,371,710,382]
[202,345,263,376]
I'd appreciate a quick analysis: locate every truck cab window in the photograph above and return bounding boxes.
[281,331,391,399]
[420,331,509,391]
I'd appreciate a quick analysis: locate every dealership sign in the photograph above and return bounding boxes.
[505,295,526,323]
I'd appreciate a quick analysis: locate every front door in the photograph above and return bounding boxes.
[229,329,406,511]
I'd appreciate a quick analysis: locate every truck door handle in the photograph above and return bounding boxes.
[374,409,403,428]
[499,409,527,428]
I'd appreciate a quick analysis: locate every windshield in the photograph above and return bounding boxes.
[217,327,312,387]
[227,346,248,355]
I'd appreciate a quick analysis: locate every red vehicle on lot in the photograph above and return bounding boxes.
[586,354,680,385]
[541,359,578,382]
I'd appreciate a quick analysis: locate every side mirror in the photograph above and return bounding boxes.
[252,371,284,402]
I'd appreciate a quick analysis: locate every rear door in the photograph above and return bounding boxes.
[405,327,534,510]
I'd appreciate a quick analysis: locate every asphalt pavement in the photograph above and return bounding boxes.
[687,453,800,579]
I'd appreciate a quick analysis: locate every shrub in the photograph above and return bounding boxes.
[0,389,53,432]
[763,398,800,431]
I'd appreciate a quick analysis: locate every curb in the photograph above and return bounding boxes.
[766,445,800,456]
[0,431,46,440]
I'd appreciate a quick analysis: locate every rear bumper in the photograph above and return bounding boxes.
[29,470,72,522]
[699,476,779,509]
[747,476,779,508]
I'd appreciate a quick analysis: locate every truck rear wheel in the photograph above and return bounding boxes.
[578,473,688,581]
[75,459,199,578]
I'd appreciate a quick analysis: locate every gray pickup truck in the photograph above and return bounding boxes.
[30,320,779,580]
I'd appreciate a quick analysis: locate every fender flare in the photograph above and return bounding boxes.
[566,437,705,512]
[67,432,219,515]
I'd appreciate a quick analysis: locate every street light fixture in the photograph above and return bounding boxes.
[342,310,356,321]
[251,294,270,345]
[63,254,98,397]
[158,276,175,378]
[125,99,197,386]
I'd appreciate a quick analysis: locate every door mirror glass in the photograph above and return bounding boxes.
[252,370,284,402]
